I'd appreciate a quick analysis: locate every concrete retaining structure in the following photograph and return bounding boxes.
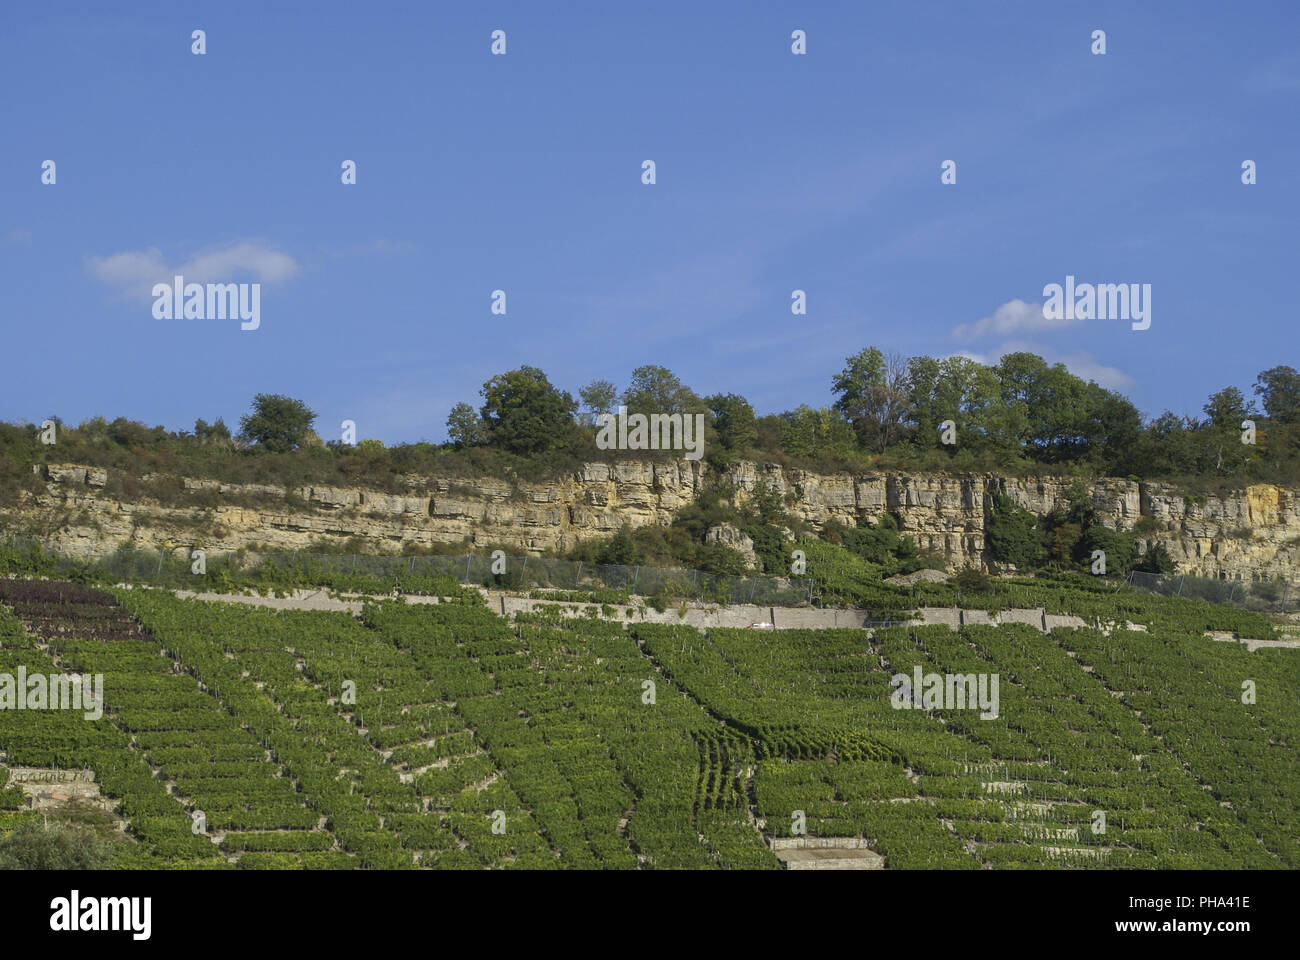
[147,586,1294,649]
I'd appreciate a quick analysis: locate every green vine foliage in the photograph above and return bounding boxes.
[1,572,1293,870]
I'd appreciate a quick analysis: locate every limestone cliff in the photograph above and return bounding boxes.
[5,461,1298,581]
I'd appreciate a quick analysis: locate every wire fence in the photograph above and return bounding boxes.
[1126,569,1296,613]
[0,535,815,607]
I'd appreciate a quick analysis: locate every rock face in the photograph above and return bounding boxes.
[6,461,1300,581]
[704,523,759,569]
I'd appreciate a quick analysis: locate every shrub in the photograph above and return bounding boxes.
[1080,524,1135,574]
[0,820,114,870]
[986,493,1046,570]
[952,568,991,592]
[1133,542,1176,575]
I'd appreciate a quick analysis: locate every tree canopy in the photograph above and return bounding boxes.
[478,366,577,456]
[238,394,318,453]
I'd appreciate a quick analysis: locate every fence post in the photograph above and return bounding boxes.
[465,555,471,582]
[156,548,165,577]
[1282,580,1290,614]
[1176,575,1185,596]
[749,579,756,604]
[632,566,639,593]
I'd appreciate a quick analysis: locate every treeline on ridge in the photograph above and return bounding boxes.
[3,349,1296,497]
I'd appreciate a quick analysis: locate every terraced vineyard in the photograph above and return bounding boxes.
[0,579,1295,868]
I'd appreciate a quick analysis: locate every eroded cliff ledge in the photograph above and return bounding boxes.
[6,461,1298,581]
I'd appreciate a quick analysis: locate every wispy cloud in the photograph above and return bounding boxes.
[87,240,299,300]
[1058,352,1135,391]
[951,298,1080,340]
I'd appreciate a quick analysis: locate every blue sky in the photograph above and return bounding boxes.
[2,1,1297,445]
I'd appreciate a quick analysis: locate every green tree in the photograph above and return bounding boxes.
[478,366,577,456]
[775,405,856,462]
[748,481,786,526]
[1133,542,1176,574]
[1085,385,1145,474]
[578,379,618,427]
[1132,411,1199,476]
[446,402,487,448]
[1203,386,1251,430]
[1081,524,1134,575]
[1062,478,1094,526]
[238,394,318,453]
[995,353,1090,461]
[596,526,641,566]
[1049,522,1084,564]
[743,523,787,574]
[1201,387,1256,474]
[621,365,702,415]
[832,347,911,451]
[841,513,917,567]
[193,417,232,443]
[1254,365,1300,424]
[908,354,1018,453]
[985,492,1045,570]
[705,393,758,454]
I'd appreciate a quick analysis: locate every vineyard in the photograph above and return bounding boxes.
[0,578,1295,869]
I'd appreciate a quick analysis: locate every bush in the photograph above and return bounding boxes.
[0,820,114,870]
[595,527,641,566]
[1133,542,1177,575]
[952,568,991,592]
[741,523,787,574]
[1080,524,1135,574]
[986,493,1046,570]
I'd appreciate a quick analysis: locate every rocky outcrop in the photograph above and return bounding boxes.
[5,461,1299,581]
[704,523,759,568]
[719,468,1299,581]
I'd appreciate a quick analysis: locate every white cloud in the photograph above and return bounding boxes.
[951,297,1081,340]
[86,247,167,294]
[1054,351,1134,391]
[182,241,299,284]
[87,240,299,300]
